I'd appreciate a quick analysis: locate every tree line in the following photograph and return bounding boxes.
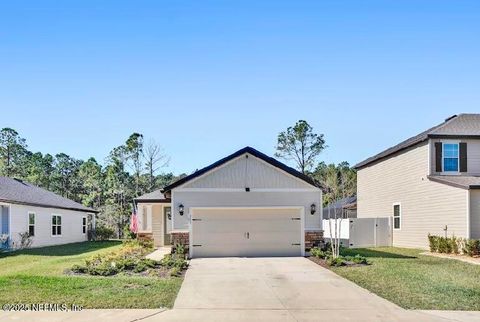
[0,120,356,236]
[0,128,184,237]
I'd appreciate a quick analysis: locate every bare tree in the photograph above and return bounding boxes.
[144,139,169,191]
[322,166,356,259]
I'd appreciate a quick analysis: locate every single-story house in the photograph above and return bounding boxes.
[355,114,480,249]
[0,176,97,249]
[323,195,357,219]
[135,146,323,258]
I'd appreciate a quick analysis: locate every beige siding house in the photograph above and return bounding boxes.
[135,147,323,258]
[0,177,97,249]
[355,114,480,249]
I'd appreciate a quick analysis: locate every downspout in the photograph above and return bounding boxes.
[466,189,471,240]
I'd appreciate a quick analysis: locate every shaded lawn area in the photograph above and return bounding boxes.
[331,247,480,310]
[0,241,183,308]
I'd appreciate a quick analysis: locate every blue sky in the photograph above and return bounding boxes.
[1,1,479,174]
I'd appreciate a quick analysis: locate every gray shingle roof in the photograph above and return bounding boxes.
[355,114,480,169]
[135,189,170,203]
[323,195,357,213]
[0,177,97,212]
[428,175,480,190]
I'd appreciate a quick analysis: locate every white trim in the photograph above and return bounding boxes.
[441,141,461,175]
[174,153,320,191]
[392,203,401,230]
[28,211,36,237]
[467,190,471,239]
[428,139,432,175]
[51,214,63,237]
[174,188,320,192]
[189,206,305,258]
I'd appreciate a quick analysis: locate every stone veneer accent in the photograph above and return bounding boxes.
[305,230,324,251]
[171,231,189,247]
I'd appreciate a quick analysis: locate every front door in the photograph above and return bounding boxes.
[164,207,172,245]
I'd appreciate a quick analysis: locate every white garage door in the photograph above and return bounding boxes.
[191,208,302,258]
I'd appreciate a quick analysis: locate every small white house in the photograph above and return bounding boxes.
[0,176,97,249]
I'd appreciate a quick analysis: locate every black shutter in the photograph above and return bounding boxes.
[460,142,468,172]
[435,142,442,172]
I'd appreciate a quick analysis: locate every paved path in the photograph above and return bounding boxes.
[146,247,172,261]
[1,257,479,321]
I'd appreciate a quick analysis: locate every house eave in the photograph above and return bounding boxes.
[0,199,99,213]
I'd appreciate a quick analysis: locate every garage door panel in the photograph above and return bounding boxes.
[191,208,302,258]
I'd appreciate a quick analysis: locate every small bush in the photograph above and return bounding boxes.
[344,254,369,265]
[327,257,346,267]
[88,262,119,276]
[17,232,33,249]
[71,264,88,274]
[464,239,480,257]
[310,247,330,259]
[94,226,115,241]
[451,236,460,255]
[428,234,439,252]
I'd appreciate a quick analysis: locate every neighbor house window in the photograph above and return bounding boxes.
[52,215,62,236]
[443,143,459,172]
[393,204,401,230]
[82,217,87,234]
[28,212,35,237]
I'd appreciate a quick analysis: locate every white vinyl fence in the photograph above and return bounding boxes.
[322,217,392,248]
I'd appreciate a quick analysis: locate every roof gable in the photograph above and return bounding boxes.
[355,114,480,169]
[162,147,319,192]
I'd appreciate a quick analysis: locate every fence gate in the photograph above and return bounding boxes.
[322,217,392,248]
[349,217,392,248]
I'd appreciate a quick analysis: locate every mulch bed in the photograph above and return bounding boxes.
[307,256,369,268]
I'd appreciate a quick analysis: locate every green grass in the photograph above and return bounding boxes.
[330,247,480,310]
[0,241,183,308]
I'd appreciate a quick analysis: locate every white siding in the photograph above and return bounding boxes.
[430,139,480,175]
[358,142,468,249]
[470,190,480,239]
[183,153,313,189]
[8,204,90,248]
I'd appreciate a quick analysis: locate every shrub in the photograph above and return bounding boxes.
[451,236,460,255]
[94,226,115,241]
[17,232,33,249]
[71,264,88,274]
[310,247,329,259]
[344,254,369,265]
[170,267,181,277]
[88,262,119,276]
[437,237,451,253]
[464,239,480,257]
[161,254,188,269]
[327,257,346,267]
[428,234,439,252]
[174,243,186,256]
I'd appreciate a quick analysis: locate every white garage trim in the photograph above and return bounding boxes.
[188,206,305,258]
[175,188,320,192]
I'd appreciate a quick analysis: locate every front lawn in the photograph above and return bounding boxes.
[330,247,480,310]
[0,241,183,308]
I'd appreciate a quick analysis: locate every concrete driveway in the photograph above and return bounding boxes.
[158,257,449,321]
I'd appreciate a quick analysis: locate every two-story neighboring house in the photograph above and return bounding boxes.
[355,114,480,249]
